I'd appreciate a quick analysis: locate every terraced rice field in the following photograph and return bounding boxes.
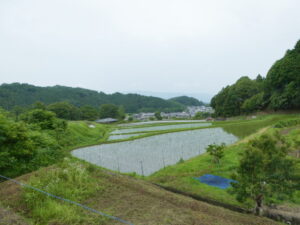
[118,120,206,127]
[73,128,237,175]
[112,123,212,134]
[108,133,146,141]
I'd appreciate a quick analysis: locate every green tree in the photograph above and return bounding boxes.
[33,101,46,110]
[0,83,185,113]
[193,112,210,119]
[80,105,98,121]
[20,109,67,136]
[206,143,225,164]
[211,77,261,117]
[0,112,37,177]
[169,96,205,106]
[21,109,58,130]
[154,111,162,120]
[265,40,300,110]
[117,105,126,120]
[11,106,25,121]
[0,110,65,177]
[99,104,119,119]
[231,133,298,215]
[241,92,265,113]
[48,102,81,120]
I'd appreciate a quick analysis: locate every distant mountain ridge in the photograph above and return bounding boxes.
[134,91,212,103]
[169,96,206,106]
[0,83,203,113]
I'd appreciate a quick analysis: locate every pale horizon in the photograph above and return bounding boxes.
[1,0,299,99]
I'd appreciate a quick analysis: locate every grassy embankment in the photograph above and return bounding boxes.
[62,121,110,150]
[148,114,300,210]
[0,158,282,225]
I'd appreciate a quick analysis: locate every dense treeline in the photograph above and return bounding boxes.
[12,101,125,121]
[211,39,300,117]
[0,105,113,178]
[0,108,67,177]
[0,83,185,113]
[169,96,206,106]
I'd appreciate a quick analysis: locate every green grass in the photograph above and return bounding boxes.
[21,158,109,225]
[148,144,251,208]
[283,126,300,144]
[148,114,300,210]
[60,121,110,151]
[0,156,283,225]
[216,114,300,138]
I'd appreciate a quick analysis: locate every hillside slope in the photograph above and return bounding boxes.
[0,83,184,113]
[169,96,205,106]
[0,160,280,225]
[211,39,300,117]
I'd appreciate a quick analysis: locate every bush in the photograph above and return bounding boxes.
[0,113,37,177]
[21,109,67,131]
[0,110,66,177]
[274,119,300,128]
[206,143,225,164]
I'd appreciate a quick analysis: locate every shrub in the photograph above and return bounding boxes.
[206,143,226,164]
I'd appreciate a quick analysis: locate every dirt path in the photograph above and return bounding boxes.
[0,206,29,225]
[237,127,270,144]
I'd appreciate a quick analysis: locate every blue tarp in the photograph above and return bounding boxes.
[194,174,237,189]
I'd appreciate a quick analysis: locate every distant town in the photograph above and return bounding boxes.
[132,106,214,121]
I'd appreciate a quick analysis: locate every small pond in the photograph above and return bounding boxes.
[72,128,238,176]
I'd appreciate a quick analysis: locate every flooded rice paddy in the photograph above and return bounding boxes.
[73,128,238,176]
[112,123,212,134]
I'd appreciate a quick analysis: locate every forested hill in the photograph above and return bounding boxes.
[0,83,185,113]
[169,96,206,106]
[211,39,300,117]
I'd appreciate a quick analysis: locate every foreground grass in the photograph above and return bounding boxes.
[0,158,281,225]
[21,159,108,225]
[0,203,30,225]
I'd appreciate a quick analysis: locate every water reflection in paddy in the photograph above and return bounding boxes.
[72,128,237,176]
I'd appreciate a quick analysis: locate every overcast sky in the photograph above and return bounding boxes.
[0,0,299,101]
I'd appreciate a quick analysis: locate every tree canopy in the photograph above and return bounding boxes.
[265,40,300,110]
[0,109,65,177]
[169,96,205,106]
[0,83,185,113]
[99,104,118,119]
[231,133,298,215]
[211,76,261,117]
[211,39,300,116]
